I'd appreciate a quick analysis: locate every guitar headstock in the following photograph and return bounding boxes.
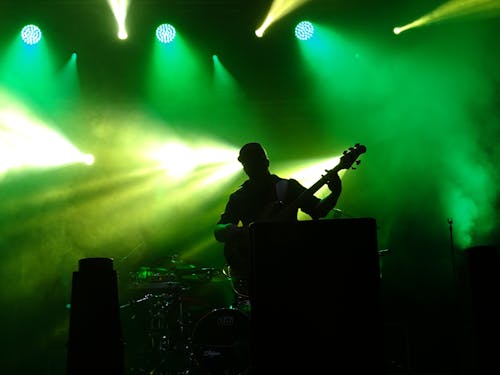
[302,143,366,194]
[338,143,367,171]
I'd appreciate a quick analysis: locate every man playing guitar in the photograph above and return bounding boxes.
[214,142,352,304]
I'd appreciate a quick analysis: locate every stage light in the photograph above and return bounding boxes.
[0,105,95,173]
[82,154,95,165]
[392,0,500,35]
[149,141,240,180]
[107,0,130,40]
[295,21,314,41]
[255,0,310,37]
[156,24,176,44]
[118,29,128,40]
[21,24,42,45]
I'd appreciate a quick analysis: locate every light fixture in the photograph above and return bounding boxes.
[156,24,176,44]
[295,21,314,41]
[21,24,42,45]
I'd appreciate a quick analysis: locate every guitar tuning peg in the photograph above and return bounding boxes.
[351,160,362,170]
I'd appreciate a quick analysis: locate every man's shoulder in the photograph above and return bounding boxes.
[230,181,250,197]
[285,177,305,188]
[270,174,286,183]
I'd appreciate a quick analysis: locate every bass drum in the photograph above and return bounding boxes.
[191,308,251,374]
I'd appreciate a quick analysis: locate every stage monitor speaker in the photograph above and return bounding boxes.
[249,218,383,374]
[463,245,500,375]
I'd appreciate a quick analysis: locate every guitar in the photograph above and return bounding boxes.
[224,144,367,296]
[268,143,367,221]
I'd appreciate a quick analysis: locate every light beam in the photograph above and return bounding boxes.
[107,0,131,40]
[255,0,311,37]
[394,0,500,34]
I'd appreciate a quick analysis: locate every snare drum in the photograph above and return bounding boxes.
[191,308,250,374]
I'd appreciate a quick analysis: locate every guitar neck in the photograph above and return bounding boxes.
[267,144,365,221]
[307,168,340,196]
[273,171,335,220]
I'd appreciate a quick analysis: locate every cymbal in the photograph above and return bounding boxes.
[129,266,177,285]
[131,261,228,284]
[173,263,197,271]
[129,281,183,290]
[152,255,199,273]
[138,265,172,273]
[178,267,228,283]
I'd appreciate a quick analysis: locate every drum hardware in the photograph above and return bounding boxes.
[377,248,392,279]
[122,287,197,374]
[133,281,185,291]
[128,267,179,289]
[378,248,392,256]
[177,267,220,283]
[122,291,183,309]
[191,308,251,375]
[130,263,223,286]
[123,263,241,374]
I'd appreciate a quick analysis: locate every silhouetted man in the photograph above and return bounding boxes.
[214,142,342,299]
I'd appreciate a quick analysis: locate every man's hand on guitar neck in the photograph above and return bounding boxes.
[326,171,342,192]
[314,172,342,219]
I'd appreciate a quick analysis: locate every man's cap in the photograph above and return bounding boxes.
[238,142,268,164]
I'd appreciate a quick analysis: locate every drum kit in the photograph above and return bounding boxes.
[120,255,251,375]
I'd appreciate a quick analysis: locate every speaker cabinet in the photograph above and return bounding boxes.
[249,218,383,374]
[66,258,124,375]
[462,245,500,375]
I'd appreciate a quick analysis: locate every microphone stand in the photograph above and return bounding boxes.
[447,219,462,375]
[448,218,457,286]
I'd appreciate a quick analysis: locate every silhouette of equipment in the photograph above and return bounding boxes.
[249,218,384,374]
[66,257,124,375]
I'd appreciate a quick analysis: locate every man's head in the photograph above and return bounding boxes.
[238,142,268,163]
[238,142,270,179]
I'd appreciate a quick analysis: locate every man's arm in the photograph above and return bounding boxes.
[214,222,239,243]
[312,172,342,219]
